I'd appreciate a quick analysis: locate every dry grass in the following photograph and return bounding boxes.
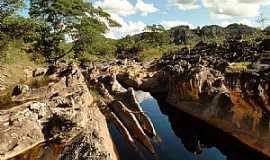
[27,76,51,89]
[0,41,47,109]
[229,62,252,70]
[0,41,45,91]
[0,85,20,110]
[0,76,52,110]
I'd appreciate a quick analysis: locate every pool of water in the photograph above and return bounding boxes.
[109,93,268,160]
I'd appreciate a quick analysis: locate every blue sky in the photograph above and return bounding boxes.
[91,0,270,39]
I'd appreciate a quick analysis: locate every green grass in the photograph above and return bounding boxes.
[79,53,116,61]
[89,88,102,99]
[138,44,181,62]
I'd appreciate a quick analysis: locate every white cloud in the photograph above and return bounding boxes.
[104,13,146,39]
[168,0,200,10]
[210,12,233,20]
[202,0,270,19]
[94,0,135,16]
[239,19,254,26]
[94,0,158,16]
[135,0,158,16]
[104,32,118,39]
[95,0,158,39]
[161,20,194,29]
[238,0,270,5]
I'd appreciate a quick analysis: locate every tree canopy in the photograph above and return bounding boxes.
[29,0,120,63]
[0,0,24,21]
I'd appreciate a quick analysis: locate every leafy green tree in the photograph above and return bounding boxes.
[29,0,120,63]
[0,0,25,59]
[144,24,165,32]
[143,25,171,47]
[0,0,24,21]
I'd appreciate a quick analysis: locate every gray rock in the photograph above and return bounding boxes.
[12,84,29,96]
[33,68,47,77]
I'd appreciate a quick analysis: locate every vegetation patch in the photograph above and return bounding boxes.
[27,76,51,89]
[0,92,18,110]
[229,62,252,70]
[89,88,103,101]
[0,85,21,110]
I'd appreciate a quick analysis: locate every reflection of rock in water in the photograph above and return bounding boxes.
[156,100,270,160]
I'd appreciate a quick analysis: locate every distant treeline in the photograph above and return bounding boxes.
[1,0,270,63]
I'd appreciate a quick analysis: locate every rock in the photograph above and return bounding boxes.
[0,138,18,154]
[24,68,33,79]
[0,64,117,160]
[107,111,136,148]
[124,88,156,137]
[12,84,29,96]
[110,101,155,153]
[33,68,47,77]
[111,74,126,93]
[28,102,48,119]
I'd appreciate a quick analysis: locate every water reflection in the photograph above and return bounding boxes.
[109,93,269,160]
[158,100,269,160]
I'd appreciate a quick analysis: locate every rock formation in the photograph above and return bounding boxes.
[1,38,270,159]
[0,64,117,160]
[95,38,270,158]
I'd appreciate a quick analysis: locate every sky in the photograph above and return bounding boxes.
[90,0,270,39]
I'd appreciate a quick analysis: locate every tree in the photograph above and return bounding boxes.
[29,0,120,63]
[143,25,171,47]
[144,24,165,32]
[0,0,25,59]
[0,0,24,22]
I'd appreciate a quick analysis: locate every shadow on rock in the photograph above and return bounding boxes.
[42,114,76,140]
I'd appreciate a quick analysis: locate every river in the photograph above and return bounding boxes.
[109,92,268,160]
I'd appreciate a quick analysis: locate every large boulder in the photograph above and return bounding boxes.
[32,68,47,77]
[12,84,29,96]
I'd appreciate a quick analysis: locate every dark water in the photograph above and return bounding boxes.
[109,94,269,160]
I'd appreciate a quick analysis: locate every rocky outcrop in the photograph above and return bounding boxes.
[0,64,117,160]
[2,38,269,159]
[96,39,270,158]
[169,23,260,45]
[81,62,157,154]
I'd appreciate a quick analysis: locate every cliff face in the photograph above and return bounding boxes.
[0,64,117,160]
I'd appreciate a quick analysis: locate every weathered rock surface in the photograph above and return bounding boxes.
[81,61,157,154]
[0,64,117,160]
[32,67,47,77]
